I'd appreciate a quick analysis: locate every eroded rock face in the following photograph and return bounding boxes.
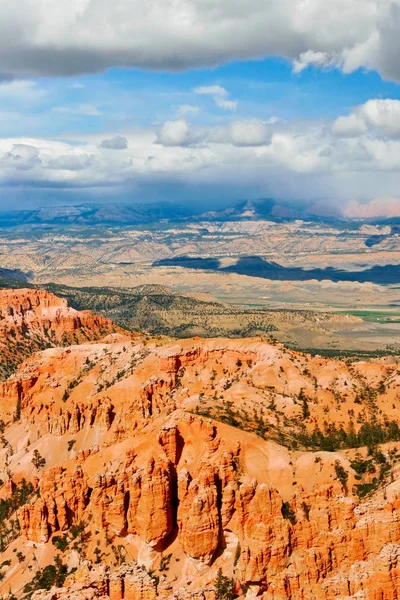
[128,457,174,545]
[18,466,90,542]
[0,289,114,337]
[0,288,118,385]
[27,563,217,600]
[177,468,220,563]
[1,292,400,599]
[14,417,400,600]
[0,289,110,330]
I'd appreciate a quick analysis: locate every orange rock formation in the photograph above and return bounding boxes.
[0,290,398,599]
[0,288,118,381]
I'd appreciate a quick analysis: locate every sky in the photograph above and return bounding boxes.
[1,0,400,216]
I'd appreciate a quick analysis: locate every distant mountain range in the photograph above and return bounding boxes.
[0,199,399,228]
[0,202,193,227]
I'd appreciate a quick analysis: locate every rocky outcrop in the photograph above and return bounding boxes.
[47,402,114,436]
[0,289,114,337]
[26,563,217,600]
[18,466,90,542]
[177,468,220,563]
[128,458,174,545]
[0,289,119,383]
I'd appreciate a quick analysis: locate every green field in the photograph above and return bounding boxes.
[341,310,400,323]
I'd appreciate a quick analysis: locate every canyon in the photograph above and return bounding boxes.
[0,290,398,598]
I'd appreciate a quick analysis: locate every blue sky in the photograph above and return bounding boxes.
[1,0,400,217]
[5,59,400,139]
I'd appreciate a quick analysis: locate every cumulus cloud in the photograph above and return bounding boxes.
[47,154,95,171]
[156,119,200,146]
[360,99,400,137]
[293,51,338,74]
[194,85,237,111]
[0,144,41,170]
[209,120,271,146]
[332,114,368,138]
[100,136,129,150]
[0,0,398,81]
[333,99,400,138]
[2,98,400,214]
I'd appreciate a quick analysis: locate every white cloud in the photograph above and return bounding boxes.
[214,97,238,112]
[0,0,397,81]
[2,98,400,212]
[194,85,237,111]
[333,99,400,138]
[156,119,200,146]
[293,51,338,74]
[47,154,95,171]
[194,85,228,97]
[177,104,200,118]
[360,99,400,137]
[0,79,45,101]
[209,120,270,146]
[0,143,41,170]
[53,104,102,116]
[100,136,129,150]
[332,114,368,138]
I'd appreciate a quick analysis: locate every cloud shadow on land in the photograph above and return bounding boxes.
[153,256,400,285]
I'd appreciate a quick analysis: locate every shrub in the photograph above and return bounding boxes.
[354,482,378,498]
[234,543,241,567]
[215,569,235,600]
[159,553,172,572]
[301,502,310,521]
[334,461,348,493]
[31,449,46,470]
[23,556,68,596]
[67,440,76,452]
[281,502,296,525]
[52,535,69,552]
